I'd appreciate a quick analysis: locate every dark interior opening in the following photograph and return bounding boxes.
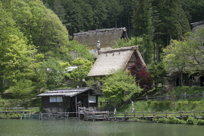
[200,76,204,86]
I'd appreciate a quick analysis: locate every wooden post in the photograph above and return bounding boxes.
[179,112,182,118]
[39,113,42,120]
[75,96,78,117]
[193,111,196,118]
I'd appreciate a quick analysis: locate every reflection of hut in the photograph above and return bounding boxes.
[73,27,128,49]
[38,88,98,113]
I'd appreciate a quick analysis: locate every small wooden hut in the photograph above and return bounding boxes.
[38,88,98,113]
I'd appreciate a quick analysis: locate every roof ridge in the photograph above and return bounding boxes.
[191,20,204,27]
[49,87,90,92]
[100,46,137,54]
[73,27,126,36]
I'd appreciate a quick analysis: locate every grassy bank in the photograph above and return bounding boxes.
[0,113,22,119]
[133,117,204,125]
[118,100,204,112]
[117,99,204,125]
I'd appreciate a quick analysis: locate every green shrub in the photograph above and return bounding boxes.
[154,117,186,124]
[0,113,22,119]
[186,117,198,125]
[167,117,186,124]
[102,71,142,108]
[172,86,204,96]
[197,119,204,125]
[149,101,172,111]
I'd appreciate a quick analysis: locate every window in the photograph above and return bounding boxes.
[49,96,63,103]
[88,95,96,103]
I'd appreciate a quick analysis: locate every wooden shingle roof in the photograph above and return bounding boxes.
[38,87,92,97]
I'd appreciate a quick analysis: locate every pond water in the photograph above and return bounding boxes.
[0,120,203,136]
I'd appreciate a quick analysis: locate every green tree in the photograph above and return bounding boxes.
[132,0,154,64]
[0,3,42,94]
[182,0,204,22]
[42,58,65,89]
[102,71,142,107]
[66,58,93,87]
[6,0,69,54]
[153,0,190,46]
[163,40,191,85]
[162,27,204,85]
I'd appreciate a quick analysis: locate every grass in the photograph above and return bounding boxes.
[118,100,204,112]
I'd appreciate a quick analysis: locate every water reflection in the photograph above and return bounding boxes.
[0,120,203,136]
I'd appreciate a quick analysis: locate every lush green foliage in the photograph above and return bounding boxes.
[162,28,204,85]
[43,0,204,64]
[154,117,186,124]
[153,117,204,125]
[0,0,93,107]
[149,63,167,89]
[0,0,203,109]
[65,58,93,87]
[44,0,122,35]
[171,86,204,95]
[102,71,142,107]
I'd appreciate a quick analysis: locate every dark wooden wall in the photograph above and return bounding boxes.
[41,90,98,113]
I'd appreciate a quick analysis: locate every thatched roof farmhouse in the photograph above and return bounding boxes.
[88,46,146,77]
[191,20,204,32]
[73,27,128,49]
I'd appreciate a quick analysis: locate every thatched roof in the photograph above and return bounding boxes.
[38,87,92,97]
[73,27,127,48]
[191,21,204,32]
[88,46,146,77]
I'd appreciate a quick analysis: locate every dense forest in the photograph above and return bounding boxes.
[0,0,204,108]
[44,0,204,63]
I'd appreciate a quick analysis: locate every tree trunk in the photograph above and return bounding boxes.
[180,72,183,86]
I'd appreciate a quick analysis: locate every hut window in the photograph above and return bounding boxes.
[88,95,96,103]
[49,96,63,103]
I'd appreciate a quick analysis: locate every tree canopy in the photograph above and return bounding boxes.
[162,28,204,85]
[102,71,142,107]
[0,0,93,103]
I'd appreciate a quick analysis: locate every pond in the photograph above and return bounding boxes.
[0,120,203,136]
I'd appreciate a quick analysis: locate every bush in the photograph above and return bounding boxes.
[149,101,172,111]
[197,120,204,125]
[114,37,141,48]
[186,117,198,125]
[154,117,186,124]
[0,113,22,119]
[102,71,142,108]
[172,86,204,96]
